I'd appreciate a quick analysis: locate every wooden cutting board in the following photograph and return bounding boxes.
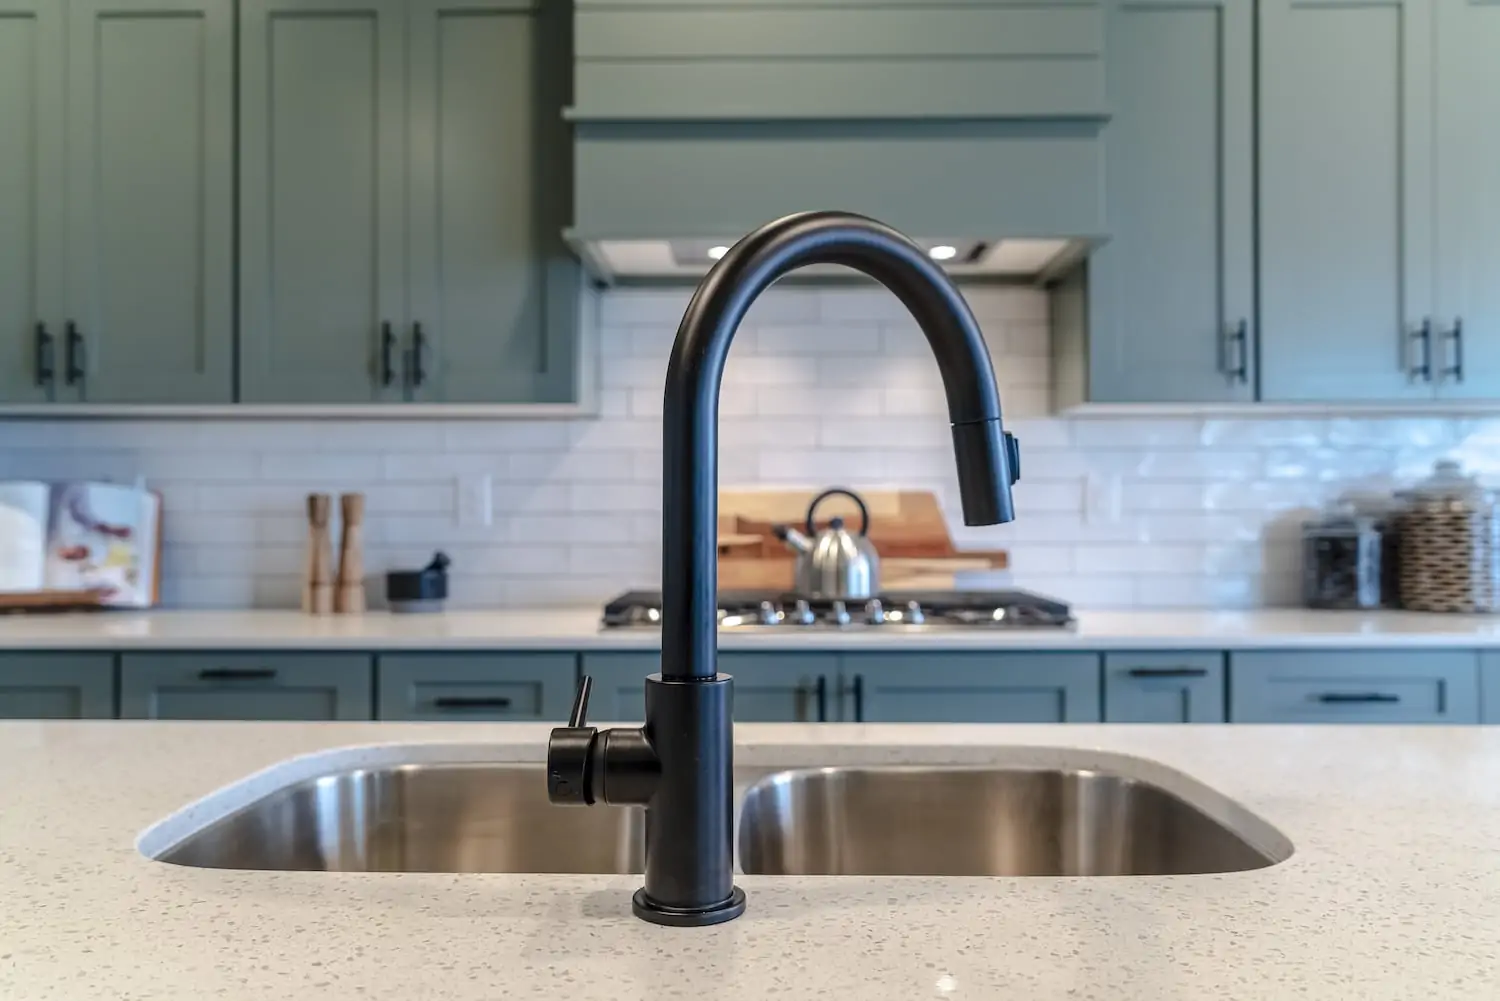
[717,489,1007,590]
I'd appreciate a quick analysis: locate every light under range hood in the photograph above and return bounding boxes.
[571,236,1091,283]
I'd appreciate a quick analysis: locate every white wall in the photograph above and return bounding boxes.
[2,285,1494,610]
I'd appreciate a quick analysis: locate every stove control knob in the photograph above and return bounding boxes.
[830,600,852,627]
[904,600,926,626]
[864,598,885,625]
[792,599,816,626]
[757,600,782,626]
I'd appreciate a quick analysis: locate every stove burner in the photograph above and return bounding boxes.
[600,589,1073,630]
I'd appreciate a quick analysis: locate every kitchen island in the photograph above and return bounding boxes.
[1,721,1496,999]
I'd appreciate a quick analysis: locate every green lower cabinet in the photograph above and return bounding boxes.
[580,653,836,723]
[119,653,373,720]
[377,653,574,721]
[1229,651,1480,724]
[845,653,1101,723]
[1103,652,1226,723]
[0,654,115,719]
[1481,653,1500,724]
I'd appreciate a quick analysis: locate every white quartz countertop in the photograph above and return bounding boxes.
[6,607,1500,650]
[1,721,1497,999]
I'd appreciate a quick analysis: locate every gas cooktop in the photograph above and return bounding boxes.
[600,589,1073,630]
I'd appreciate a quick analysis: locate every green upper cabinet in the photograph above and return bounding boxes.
[238,0,407,404]
[0,1,64,405]
[405,0,578,404]
[64,0,235,404]
[1433,0,1500,399]
[1259,0,1436,402]
[0,0,231,406]
[240,0,578,405]
[1083,0,1254,403]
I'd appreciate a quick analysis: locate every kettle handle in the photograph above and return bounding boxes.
[806,488,871,537]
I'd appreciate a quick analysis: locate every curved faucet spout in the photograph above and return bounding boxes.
[662,211,1020,683]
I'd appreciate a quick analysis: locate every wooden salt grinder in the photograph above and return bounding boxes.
[302,493,334,615]
[334,492,366,614]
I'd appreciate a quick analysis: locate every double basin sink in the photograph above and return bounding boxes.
[148,754,1292,878]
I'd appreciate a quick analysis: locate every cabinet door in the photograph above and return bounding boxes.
[1230,650,1478,723]
[1103,652,1225,723]
[0,653,115,718]
[580,653,834,723]
[1087,0,1253,402]
[239,0,406,403]
[120,653,373,720]
[1259,0,1435,401]
[64,0,233,403]
[377,653,575,721]
[1481,652,1500,724]
[847,653,1101,723]
[406,0,578,404]
[1434,0,1500,398]
[0,0,64,404]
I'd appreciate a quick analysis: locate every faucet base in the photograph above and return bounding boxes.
[632,886,746,927]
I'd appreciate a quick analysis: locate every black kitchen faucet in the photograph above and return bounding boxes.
[546,211,1021,926]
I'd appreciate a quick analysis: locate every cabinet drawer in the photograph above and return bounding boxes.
[1230,651,1479,723]
[580,653,836,723]
[0,654,116,719]
[377,654,575,721]
[846,653,1101,723]
[1104,652,1225,723]
[120,653,373,720]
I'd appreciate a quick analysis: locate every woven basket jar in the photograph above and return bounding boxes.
[1398,461,1500,613]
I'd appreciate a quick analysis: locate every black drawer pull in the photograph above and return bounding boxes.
[814,675,828,722]
[1128,667,1209,679]
[198,668,277,681]
[1315,692,1400,705]
[432,697,513,710]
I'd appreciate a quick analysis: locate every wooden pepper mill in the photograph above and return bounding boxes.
[302,494,334,615]
[334,492,367,614]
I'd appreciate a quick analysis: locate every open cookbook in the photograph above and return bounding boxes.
[0,481,162,608]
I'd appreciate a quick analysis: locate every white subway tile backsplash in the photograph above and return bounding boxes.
[3,284,1480,610]
[259,452,385,482]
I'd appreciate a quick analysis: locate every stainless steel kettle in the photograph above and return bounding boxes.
[773,488,881,598]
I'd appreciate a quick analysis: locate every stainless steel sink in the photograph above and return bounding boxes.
[152,764,645,873]
[148,756,1290,880]
[738,766,1292,877]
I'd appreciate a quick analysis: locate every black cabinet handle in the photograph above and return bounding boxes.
[1226,319,1248,384]
[380,322,396,387]
[815,675,828,722]
[1128,667,1209,679]
[198,668,277,681]
[1443,317,1464,383]
[1409,318,1432,382]
[65,321,85,385]
[843,675,865,723]
[34,323,55,386]
[411,322,428,387]
[432,696,513,710]
[1315,692,1400,705]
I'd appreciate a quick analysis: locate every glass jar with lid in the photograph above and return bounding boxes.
[1397,460,1500,613]
[1302,503,1384,609]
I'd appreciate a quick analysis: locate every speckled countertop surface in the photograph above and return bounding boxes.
[7,607,1500,650]
[1,721,1498,999]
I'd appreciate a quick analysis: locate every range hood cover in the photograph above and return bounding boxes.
[568,121,1108,283]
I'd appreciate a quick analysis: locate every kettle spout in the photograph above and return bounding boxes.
[772,524,812,554]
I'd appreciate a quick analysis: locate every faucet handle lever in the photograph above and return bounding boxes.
[549,676,599,806]
[568,674,593,728]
